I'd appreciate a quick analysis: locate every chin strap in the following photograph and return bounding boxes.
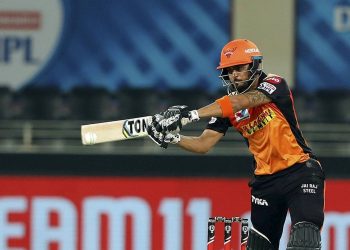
[231,70,262,94]
[220,56,263,95]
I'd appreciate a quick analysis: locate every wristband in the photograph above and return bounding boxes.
[170,134,181,144]
[215,95,234,118]
[189,110,200,121]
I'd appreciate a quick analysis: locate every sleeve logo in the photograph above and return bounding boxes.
[265,77,282,84]
[257,82,277,94]
[208,117,217,124]
[235,109,250,122]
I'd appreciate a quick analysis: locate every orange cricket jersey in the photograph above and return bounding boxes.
[207,72,314,175]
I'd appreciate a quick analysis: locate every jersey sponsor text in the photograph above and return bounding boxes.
[241,108,276,135]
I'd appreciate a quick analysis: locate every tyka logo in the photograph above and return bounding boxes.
[251,195,269,206]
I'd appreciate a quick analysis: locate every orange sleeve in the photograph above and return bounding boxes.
[215,95,234,118]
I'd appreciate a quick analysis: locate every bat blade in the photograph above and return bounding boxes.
[81,116,152,145]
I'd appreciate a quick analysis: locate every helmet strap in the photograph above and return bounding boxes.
[232,58,263,94]
[219,56,263,95]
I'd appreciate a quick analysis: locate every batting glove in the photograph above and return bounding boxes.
[147,114,168,148]
[161,105,200,133]
[163,133,181,144]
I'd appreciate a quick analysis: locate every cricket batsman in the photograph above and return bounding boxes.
[147,39,325,250]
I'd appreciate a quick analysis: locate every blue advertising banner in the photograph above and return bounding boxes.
[296,0,350,92]
[0,0,230,92]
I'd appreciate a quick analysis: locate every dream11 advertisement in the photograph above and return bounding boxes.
[0,177,349,250]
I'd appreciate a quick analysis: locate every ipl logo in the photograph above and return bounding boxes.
[235,109,250,122]
[0,0,67,89]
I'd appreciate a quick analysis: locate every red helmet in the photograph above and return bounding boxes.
[217,39,262,69]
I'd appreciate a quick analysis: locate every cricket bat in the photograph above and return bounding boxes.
[81,116,152,145]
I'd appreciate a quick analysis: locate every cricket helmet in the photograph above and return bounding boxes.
[217,39,263,94]
[217,39,262,69]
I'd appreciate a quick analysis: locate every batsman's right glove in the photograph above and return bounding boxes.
[163,132,181,145]
[147,114,168,148]
[161,105,200,134]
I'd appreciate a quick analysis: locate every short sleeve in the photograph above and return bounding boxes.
[205,117,232,135]
[256,75,290,102]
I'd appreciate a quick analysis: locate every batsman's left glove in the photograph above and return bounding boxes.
[161,105,199,134]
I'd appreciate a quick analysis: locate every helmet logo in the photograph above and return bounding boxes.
[245,48,260,53]
[224,47,237,58]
